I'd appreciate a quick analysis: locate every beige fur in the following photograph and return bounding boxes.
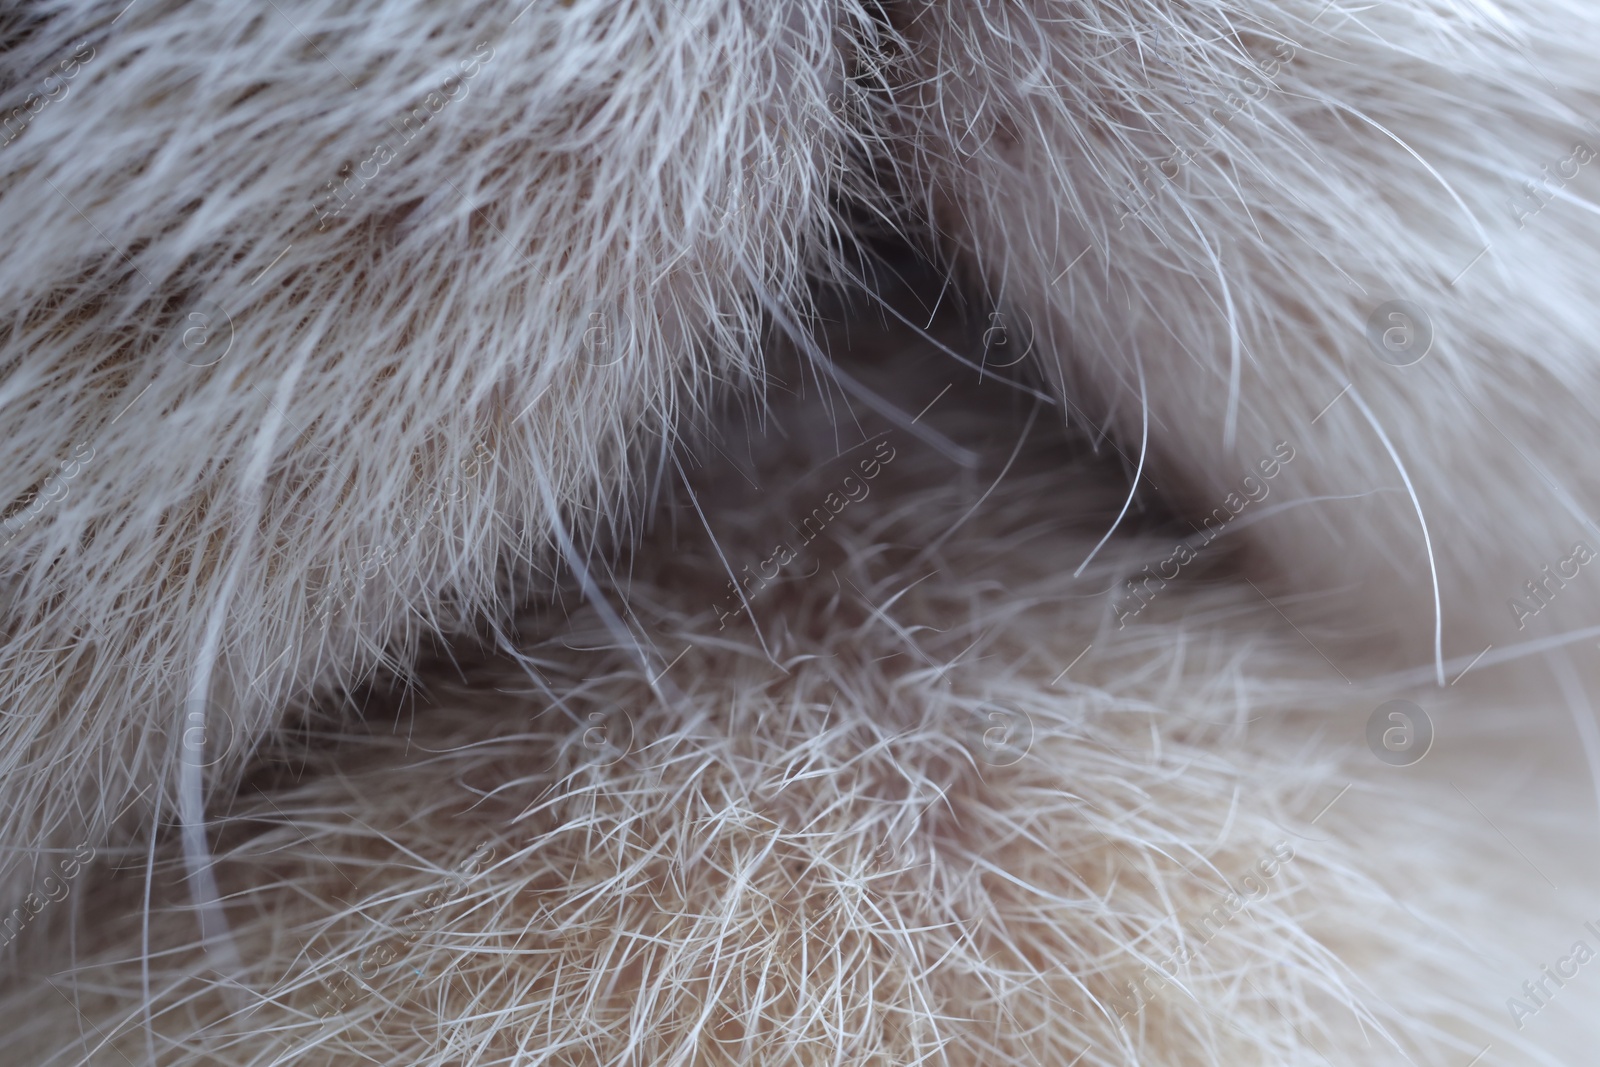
[2,0,1599,1062]
[5,325,1586,1064]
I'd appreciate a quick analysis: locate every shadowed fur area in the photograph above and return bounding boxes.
[3,320,1589,1064]
[3,0,1600,1063]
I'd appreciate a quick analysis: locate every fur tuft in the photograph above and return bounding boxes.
[0,0,871,905]
[6,330,1584,1064]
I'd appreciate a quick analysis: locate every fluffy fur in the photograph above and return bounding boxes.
[885,0,1600,668]
[0,0,866,903]
[5,330,1590,1064]
[2,0,1599,1062]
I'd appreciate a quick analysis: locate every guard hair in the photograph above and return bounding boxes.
[2,0,1599,1063]
[881,0,1600,673]
[0,0,873,905]
[3,319,1590,1064]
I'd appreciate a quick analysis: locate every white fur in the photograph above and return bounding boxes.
[886,0,1600,668]
[0,0,863,902]
[2,0,1599,1062]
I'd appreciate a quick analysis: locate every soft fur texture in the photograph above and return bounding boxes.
[885,0,1600,668]
[3,0,1599,1063]
[5,328,1591,1064]
[0,0,866,902]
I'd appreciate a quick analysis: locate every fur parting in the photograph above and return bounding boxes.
[1,337,1585,1065]
[1,0,1599,1063]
